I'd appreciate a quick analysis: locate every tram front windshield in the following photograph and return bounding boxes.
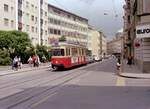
[52,49,64,56]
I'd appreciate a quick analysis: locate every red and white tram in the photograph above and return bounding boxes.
[51,42,87,70]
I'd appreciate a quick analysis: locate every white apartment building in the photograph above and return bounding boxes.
[0,0,43,46]
[0,0,89,47]
[19,0,41,46]
[87,26,92,53]
[101,33,107,56]
[47,4,88,47]
[40,0,48,45]
[107,36,123,55]
[87,26,107,59]
[88,27,101,58]
[0,0,17,30]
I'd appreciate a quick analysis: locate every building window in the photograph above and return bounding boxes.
[143,0,150,14]
[26,1,29,8]
[31,15,34,21]
[32,26,34,32]
[54,29,57,34]
[45,12,47,16]
[35,17,38,23]
[11,20,14,27]
[49,28,53,34]
[26,25,30,31]
[49,18,53,23]
[11,7,14,12]
[45,30,47,35]
[31,4,34,9]
[4,18,9,26]
[4,4,8,12]
[26,13,29,18]
[45,21,47,25]
[58,30,61,35]
[35,27,38,33]
[35,6,37,10]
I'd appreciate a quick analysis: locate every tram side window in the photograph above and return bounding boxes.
[80,48,82,56]
[81,49,85,56]
[52,49,64,56]
[66,48,70,56]
[72,48,78,56]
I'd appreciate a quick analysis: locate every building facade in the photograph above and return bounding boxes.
[47,4,88,47]
[123,0,150,72]
[40,0,48,46]
[87,26,107,59]
[100,32,107,56]
[88,27,101,59]
[0,0,17,30]
[19,0,41,46]
[0,0,89,47]
[107,34,123,56]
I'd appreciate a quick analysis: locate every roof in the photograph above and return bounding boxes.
[48,4,88,22]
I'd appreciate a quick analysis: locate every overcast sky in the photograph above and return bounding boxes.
[48,0,125,39]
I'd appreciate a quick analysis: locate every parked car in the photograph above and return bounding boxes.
[94,56,102,62]
[87,56,95,63]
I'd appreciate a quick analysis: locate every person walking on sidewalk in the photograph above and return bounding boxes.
[116,57,121,70]
[18,56,22,69]
[28,56,33,67]
[127,55,132,66]
[32,55,40,67]
[12,56,19,71]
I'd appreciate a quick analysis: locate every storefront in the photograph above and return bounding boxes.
[135,24,150,73]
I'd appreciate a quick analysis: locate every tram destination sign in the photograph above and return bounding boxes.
[136,24,150,38]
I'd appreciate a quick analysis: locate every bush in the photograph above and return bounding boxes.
[0,49,11,65]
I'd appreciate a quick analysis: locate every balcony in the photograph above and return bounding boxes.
[18,10,22,17]
[18,0,22,4]
[18,22,22,30]
[40,19,43,25]
[40,0,43,5]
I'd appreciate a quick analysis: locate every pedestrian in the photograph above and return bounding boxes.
[116,57,121,70]
[28,56,33,67]
[127,55,132,66]
[13,56,19,70]
[18,56,22,69]
[35,55,40,67]
[32,55,36,67]
[42,55,46,63]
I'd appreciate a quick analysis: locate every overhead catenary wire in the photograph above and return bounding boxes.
[112,0,118,18]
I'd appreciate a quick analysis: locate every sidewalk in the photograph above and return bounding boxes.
[119,60,150,79]
[0,63,51,76]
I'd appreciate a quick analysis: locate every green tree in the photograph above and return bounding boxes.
[0,30,33,64]
[36,45,50,62]
[0,49,11,65]
[59,35,66,42]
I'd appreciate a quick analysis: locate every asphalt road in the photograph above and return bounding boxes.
[0,58,150,109]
